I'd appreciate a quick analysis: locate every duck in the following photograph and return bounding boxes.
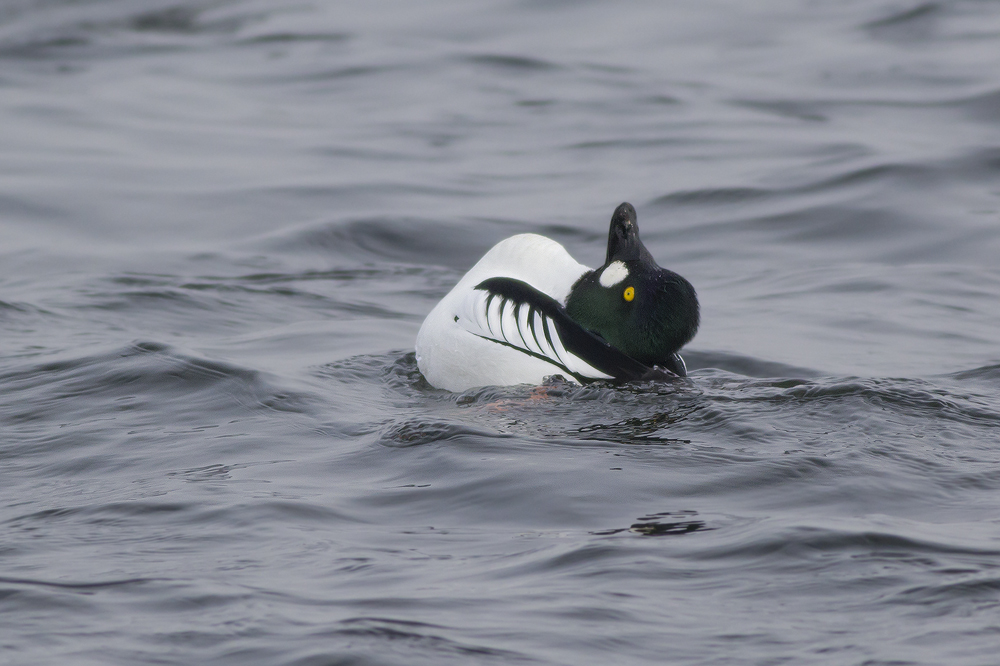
[415,202,699,392]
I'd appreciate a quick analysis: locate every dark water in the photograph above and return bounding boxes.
[4,1,1000,664]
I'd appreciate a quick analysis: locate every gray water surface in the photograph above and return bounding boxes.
[4,1,1000,664]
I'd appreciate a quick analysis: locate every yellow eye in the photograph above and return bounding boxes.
[623,286,635,302]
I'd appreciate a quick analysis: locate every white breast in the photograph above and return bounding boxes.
[415,234,592,392]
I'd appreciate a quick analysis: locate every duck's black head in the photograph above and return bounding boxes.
[565,202,699,366]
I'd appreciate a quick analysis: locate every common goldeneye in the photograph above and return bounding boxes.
[415,202,699,392]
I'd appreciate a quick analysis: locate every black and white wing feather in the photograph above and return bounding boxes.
[457,277,677,383]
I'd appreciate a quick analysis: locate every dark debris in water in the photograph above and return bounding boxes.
[593,511,712,537]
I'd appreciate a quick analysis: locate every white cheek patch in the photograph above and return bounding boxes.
[598,260,629,288]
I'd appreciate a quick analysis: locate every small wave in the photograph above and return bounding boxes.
[567,136,695,151]
[319,351,441,399]
[0,298,38,315]
[651,161,938,212]
[193,499,361,526]
[381,351,439,393]
[893,576,1000,611]
[320,352,409,382]
[727,204,915,247]
[127,6,244,35]
[0,340,259,393]
[0,1,255,62]
[863,2,942,41]
[684,350,821,378]
[258,216,520,268]
[0,341,316,441]
[294,617,533,665]
[236,32,351,45]
[650,187,774,207]
[695,523,1000,562]
[778,378,1000,427]
[251,64,403,85]
[960,89,1000,124]
[0,575,155,590]
[378,419,513,448]
[0,1,355,75]
[462,53,558,72]
[0,34,90,60]
[949,362,1000,383]
[5,498,360,539]
[731,99,828,122]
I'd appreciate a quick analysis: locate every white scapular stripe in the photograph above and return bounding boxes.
[486,294,503,337]
[456,288,614,381]
[518,304,540,355]
[598,260,629,287]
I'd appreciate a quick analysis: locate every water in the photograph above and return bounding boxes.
[3,1,1000,664]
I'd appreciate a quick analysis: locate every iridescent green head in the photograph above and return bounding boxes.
[565,202,699,366]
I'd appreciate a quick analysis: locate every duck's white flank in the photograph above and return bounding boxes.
[415,234,593,392]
